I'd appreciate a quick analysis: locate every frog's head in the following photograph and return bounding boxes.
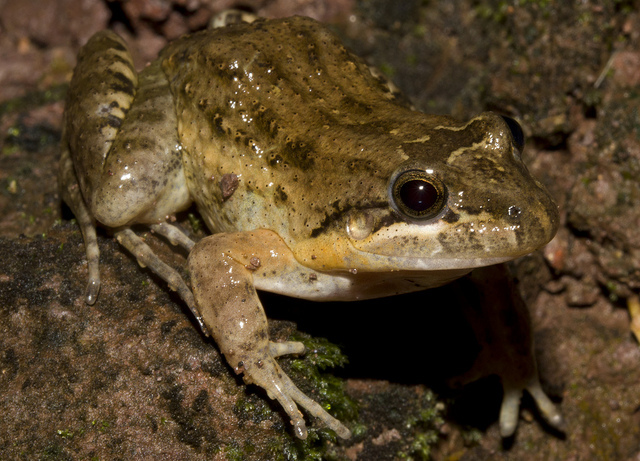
[338,112,559,271]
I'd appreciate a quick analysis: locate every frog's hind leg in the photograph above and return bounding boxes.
[115,228,207,336]
[63,29,196,315]
[60,30,139,304]
[59,140,101,304]
[458,265,564,438]
[500,376,564,437]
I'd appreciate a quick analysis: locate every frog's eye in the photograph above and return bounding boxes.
[390,170,447,220]
[501,115,525,152]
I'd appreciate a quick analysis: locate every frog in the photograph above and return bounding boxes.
[59,12,563,440]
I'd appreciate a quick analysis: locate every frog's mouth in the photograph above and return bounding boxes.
[343,208,557,272]
[345,236,518,272]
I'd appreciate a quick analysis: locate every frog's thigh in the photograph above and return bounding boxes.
[188,230,351,439]
[65,30,191,228]
[64,30,138,195]
[90,59,191,227]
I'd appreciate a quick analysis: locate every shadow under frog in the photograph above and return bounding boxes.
[266,263,564,438]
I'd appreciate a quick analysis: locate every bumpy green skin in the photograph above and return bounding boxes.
[60,15,560,441]
[159,18,557,270]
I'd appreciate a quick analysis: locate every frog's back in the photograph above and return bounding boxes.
[161,16,447,242]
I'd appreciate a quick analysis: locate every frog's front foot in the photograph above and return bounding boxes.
[234,341,351,439]
[189,230,351,439]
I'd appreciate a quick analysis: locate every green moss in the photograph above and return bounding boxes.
[0,84,67,117]
[289,334,357,424]
[411,24,427,38]
[55,419,110,442]
[223,440,260,460]
[475,1,510,23]
[233,394,275,426]
[254,333,358,460]
[91,419,111,433]
[605,280,620,302]
[461,425,483,446]
[3,118,61,154]
[56,429,74,439]
[188,212,203,233]
[40,442,69,460]
[405,54,418,68]
[224,443,245,461]
[476,0,552,24]
[397,390,444,460]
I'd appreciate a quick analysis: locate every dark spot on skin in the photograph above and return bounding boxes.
[308,48,318,65]
[340,94,374,115]
[215,60,244,83]
[275,185,288,203]
[251,105,280,139]
[268,154,285,167]
[441,209,460,223]
[233,129,247,143]
[281,138,315,170]
[212,113,225,134]
[508,205,522,219]
[346,158,378,174]
[220,173,239,199]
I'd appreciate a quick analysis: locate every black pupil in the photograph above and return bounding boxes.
[399,179,438,212]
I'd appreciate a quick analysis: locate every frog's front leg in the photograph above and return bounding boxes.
[188,229,351,440]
